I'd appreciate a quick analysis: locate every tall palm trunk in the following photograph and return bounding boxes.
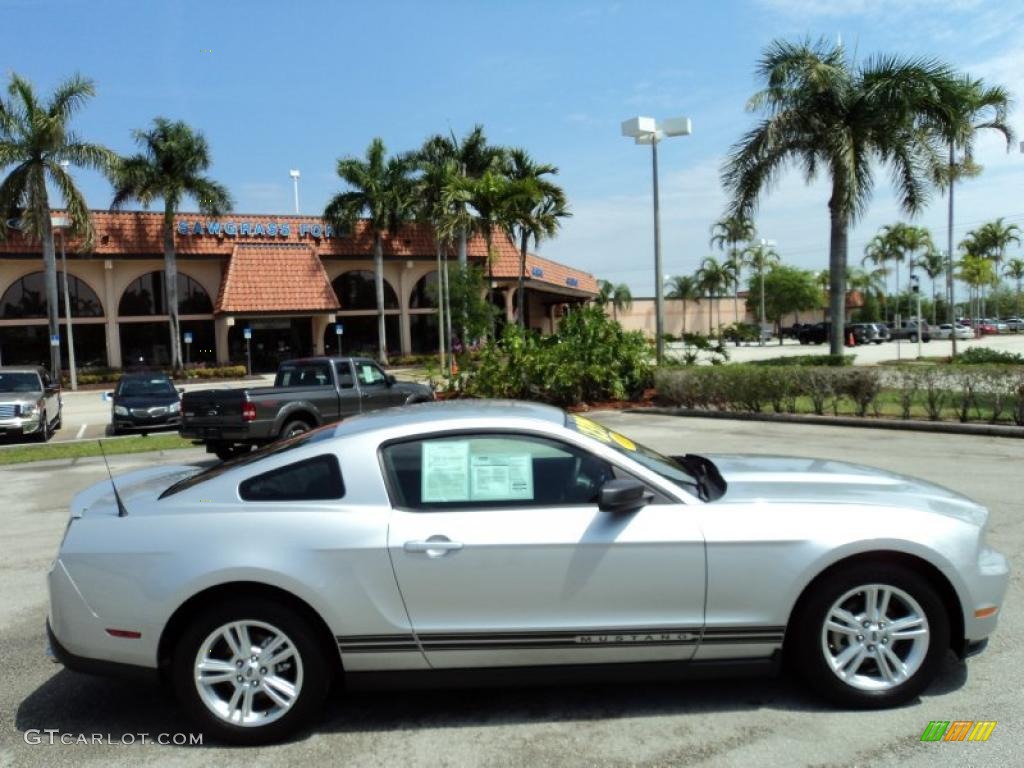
[828,182,849,356]
[485,232,496,339]
[708,294,713,335]
[373,233,388,365]
[517,231,529,327]
[39,196,61,379]
[163,210,182,370]
[682,299,687,335]
[436,240,445,372]
[731,246,740,327]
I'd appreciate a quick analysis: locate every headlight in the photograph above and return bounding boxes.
[19,403,39,418]
[113,405,129,416]
[169,401,181,413]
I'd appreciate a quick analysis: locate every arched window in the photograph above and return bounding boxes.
[0,271,103,318]
[409,271,439,309]
[119,272,212,316]
[332,270,398,310]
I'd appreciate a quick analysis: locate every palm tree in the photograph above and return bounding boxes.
[110,118,231,370]
[741,240,780,334]
[665,274,700,335]
[0,73,116,378]
[710,214,755,325]
[960,220,1020,318]
[1004,258,1024,324]
[596,280,632,322]
[696,256,731,335]
[723,38,955,355]
[412,137,465,372]
[932,75,1013,343]
[504,148,570,327]
[914,247,945,324]
[863,232,902,322]
[325,138,416,365]
[957,252,998,323]
[878,223,933,323]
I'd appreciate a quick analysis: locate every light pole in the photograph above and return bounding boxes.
[621,116,692,364]
[51,212,78,391]
[289,169,301,214]
[756,238,776,346]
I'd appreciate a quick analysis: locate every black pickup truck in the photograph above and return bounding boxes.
[180,356,434,460]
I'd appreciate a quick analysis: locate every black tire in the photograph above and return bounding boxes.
[213,444,250,462]
[35,412,50,443]
[280,419,311,440]
[171,597,332,745]
[910,333,918,342]
[790,563,949,709]
[54,411,62,430]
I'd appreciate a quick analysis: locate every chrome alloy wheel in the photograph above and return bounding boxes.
[193,620,304,727]
[821,583,930,692]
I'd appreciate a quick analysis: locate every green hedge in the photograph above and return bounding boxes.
[655,364,1024,424]
[747,354,854,367]
[64,365,249,387]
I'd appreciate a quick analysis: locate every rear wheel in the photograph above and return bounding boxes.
[280,419,311,440]
[791,563,949,708]
[172,597,331,745]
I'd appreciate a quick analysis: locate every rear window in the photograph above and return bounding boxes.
[158,425,337,498]
[239,454,344,501]
[276,362,331,387]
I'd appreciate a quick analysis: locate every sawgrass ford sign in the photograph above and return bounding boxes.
[177,219,339,238]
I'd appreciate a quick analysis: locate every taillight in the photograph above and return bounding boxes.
[242,402,257,422]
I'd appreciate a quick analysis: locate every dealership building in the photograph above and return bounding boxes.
[0,211,597,371]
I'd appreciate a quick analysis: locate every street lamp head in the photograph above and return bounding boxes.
[634,131,664,145]
[289,169,301,179]
[621,116,657,138]
[661,116,692,137]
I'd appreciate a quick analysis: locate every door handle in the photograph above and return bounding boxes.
[404,537,464,557]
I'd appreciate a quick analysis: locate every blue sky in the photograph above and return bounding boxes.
[5,0,1024,294]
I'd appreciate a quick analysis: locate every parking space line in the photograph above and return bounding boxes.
[76,424,87,439]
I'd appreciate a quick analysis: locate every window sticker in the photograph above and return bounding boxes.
[421,441,470,502]
[470,453,533,501]
[570,414,637,451]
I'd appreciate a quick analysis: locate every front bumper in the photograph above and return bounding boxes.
[0,416,42,436]
[113,415,181,432]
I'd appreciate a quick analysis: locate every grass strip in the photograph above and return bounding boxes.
[0,434,196,466]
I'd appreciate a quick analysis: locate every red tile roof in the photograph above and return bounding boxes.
[1,210,597,297]
[490,248,598,295]
[215,244,340,314]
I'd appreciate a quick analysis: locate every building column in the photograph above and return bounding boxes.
[214,316,231,365]
[504,287,515,322]
[103,260,121,368]
[398,265,412,357]
[312,314,330,355]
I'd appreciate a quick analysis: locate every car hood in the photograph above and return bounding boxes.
[0,394,40,404]
[71,465,199,518]
[707,454,987,526]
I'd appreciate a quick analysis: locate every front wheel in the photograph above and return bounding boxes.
[172,598,332,745]
[791,563,949,708]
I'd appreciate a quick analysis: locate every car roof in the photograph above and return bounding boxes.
[333,399,566,438]
[0,366,45,374]
[120,371,172,380]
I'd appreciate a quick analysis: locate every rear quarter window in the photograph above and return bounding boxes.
[239,454,345,502]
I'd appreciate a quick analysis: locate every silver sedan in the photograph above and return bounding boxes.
[46,401,1009,744]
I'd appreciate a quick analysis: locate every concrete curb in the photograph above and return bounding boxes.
[626,407,1024,438]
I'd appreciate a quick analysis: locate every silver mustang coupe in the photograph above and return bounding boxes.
[47,401,1008,744]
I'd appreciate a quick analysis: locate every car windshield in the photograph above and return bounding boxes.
[0,372,41,393]
[118,377,175,397]
[565,414,700,497]
[158,424,338,498]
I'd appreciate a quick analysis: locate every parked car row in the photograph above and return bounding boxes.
[795,321,931,346]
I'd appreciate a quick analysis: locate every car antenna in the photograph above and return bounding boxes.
[97,440,129,517]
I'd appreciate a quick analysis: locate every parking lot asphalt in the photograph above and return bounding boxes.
[1,413,1020,767]
[687,328,1024,365]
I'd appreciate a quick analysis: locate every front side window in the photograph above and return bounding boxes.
[381,433,614,510]
[239,454,344,501]
[356,362,387,387]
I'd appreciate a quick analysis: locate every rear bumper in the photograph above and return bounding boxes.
[46,620,158,683]
[179,425,255,442]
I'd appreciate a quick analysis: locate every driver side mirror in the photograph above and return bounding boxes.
[598,478,653,513]
[386,374,396,386]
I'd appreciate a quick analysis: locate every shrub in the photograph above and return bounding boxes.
[954,347,1024,365]
[465,305,653,406]
[838,368,881,417]
[748,354,854,367]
